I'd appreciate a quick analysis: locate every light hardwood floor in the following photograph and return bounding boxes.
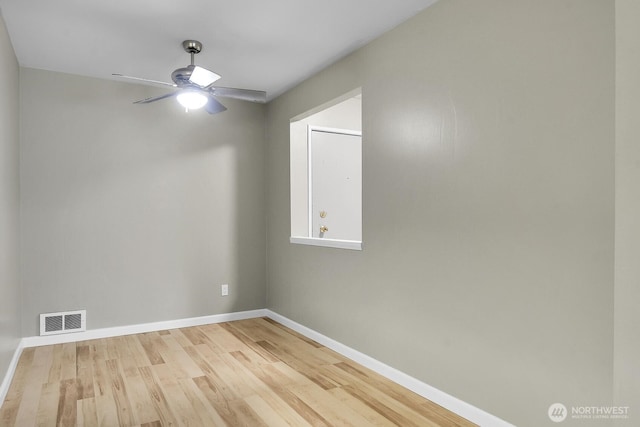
[0,317,476,426]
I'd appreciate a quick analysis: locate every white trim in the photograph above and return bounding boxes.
[309,126,362,137]
[21,309,268,348]
[307,124,313,237]
[306,125,363,242]
[290,236,363,251]
[0,340,25,405]
[264,310,515,427]
[1,310,267,402]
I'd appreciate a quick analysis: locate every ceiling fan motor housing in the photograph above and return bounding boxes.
[171,65,195,86]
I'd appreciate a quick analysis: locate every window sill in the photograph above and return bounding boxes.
[290,236,363,251]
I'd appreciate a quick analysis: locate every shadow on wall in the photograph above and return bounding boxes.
[20,70,267,335]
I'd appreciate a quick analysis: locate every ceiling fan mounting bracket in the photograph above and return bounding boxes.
[182,40,202,55]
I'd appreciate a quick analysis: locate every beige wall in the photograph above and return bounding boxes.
[614,1,640,425]
[20,68,267,335]
[0,13,21,385]
[266,1,614,426]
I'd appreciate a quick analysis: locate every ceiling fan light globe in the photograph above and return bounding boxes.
[177,91,208,110]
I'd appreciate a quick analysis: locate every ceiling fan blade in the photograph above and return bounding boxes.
[133,92,177,104]
[113,73,177,88]
[211,86,267,103]
[205,96,227,114]
[189,66,221,88]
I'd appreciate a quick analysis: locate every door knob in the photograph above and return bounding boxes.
[320,226,328,233]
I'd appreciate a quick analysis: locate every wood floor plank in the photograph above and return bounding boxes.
[4,348,35,412]
[328,386,398,426]
[122,371,162,425]
[76,344,95,400]
[256,340,341,390]
[227,398,271,427]
[204,352,258,400]
[198,323,251,355]
[77,396,99,427]
[179,326,210,346]
[252,386,315,427]
[46,345,64,384]
[341,383,437,427]
[11,381,40,426]
[56,378,78,427]
[106,336,124,361]
[226,351,332,425]
[60,342,78,381]
[2,346,45,427]
[192,375,246,426]
[36,381,60,427]
[153,363,207,426]
[262,317,324,349]
[124,334,154,370]
[137,333,166,366]
[333,361,471,426]
[288,381,378,426]
[219,322,283,364]
[138,366,180,426]
[0,318,477,427]
[265,385,335,427]
[10,347,52,425]
[105,358,136,426]
[156,338,203,380]
[92,345,120,427]
[243,394,295,426]
[177,376,229,426]
[112,336,141,379]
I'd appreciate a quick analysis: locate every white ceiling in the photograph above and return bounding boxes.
[0,0,439,101]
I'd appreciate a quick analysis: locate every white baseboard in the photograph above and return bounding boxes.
[2,308,511,427]
[0,340,25,407]
[1,309,268,404]
[264,309,514,427]
[20,309,268,348]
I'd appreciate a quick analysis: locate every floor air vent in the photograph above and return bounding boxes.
[39,310,86,336]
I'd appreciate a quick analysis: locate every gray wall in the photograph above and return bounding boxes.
[0,13,21,385]
[20,68,267,335]
[266,1,614,426]
[614,1,640,425]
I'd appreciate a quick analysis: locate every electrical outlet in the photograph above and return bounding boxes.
[221,284,229,296]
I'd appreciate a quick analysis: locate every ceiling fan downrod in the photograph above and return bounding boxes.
[182,40,202,66]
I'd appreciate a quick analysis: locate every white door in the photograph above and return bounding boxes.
[309,126,362,241]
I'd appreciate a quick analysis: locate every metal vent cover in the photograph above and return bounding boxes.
[39,310,86,336]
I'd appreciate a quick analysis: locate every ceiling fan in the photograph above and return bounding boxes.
[113,40,267,114]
